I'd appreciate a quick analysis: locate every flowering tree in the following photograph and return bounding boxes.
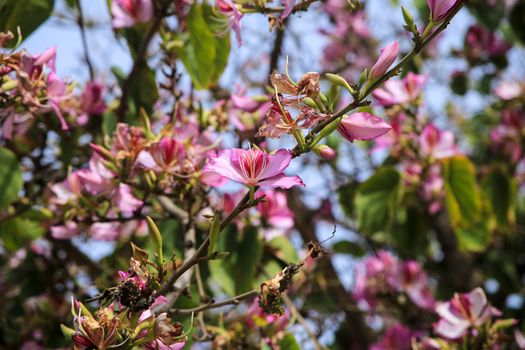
[1,0,525,348]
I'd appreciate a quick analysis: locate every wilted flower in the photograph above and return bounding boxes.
[369,41,399,81]
[434,287,501,339]
[201,148,304,189]
[111,0,153,28]
[337,112,392,142]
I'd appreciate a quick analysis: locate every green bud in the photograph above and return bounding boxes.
[302,97,318,108]
[401,6,415,30]
[358,69,368,88]
[146,216,163,263]
[311,116,343,147]
[325,73,355,94]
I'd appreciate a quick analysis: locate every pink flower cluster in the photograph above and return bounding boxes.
[354,250,435,310]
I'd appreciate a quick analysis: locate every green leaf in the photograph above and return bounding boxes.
[332,240,365,257]
[268,236,299,262]
[391,206,429,256]
[128,64,158,115]
[0,217,44,251]
[0,0,55,45]
[208,225,262,295]
[441,156,491,252]
[207,214,221,257]
[338,181,359,217]
[455,214,492,252]
[482,167,516,227]
[354,167,403,235]
[234,227,263,293]
[174,3,230,89]
[441,156,482,227]
[146,216,163,263]
[278,334,301,350]
[0,147,23,209]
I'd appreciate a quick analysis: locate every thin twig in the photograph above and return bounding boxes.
[76,0,95,80]
[282,293,326,350]
[171,290,258,315]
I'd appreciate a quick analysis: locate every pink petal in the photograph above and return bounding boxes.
[258,149,293,180]
[257,173,304,189]
[338,112,392,142]
[281,0,295,19]
[201,149,246,186]
[114,184,143,217]
[369,41,399,81]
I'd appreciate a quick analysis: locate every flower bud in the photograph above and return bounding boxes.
[368,41,399,81]
[427,0,459,22]
[337,112,391,142]
[314,145,337,160]
[326,73,355,94]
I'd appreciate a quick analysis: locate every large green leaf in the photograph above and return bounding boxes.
[441,156,491,251]
[441,156,482,228]
[174,4,230,89]
[0,217,44,251]
[0,147,23,209]
[0,0,55,44]
[209,226,263,295]
[482,167,516,228]
[354,167,403,235]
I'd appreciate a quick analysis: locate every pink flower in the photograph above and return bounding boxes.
[372,72,427,107]
[494,81,522,101]
[465,25,511,61]
[281,0,296,19]
[419,124,458,159]
[20,46,56,77]
[369,41,399,81]
[434,287,501,339]
[371,324,414,350]
[421,164,445,214]
[337,112,392,142]
[217,0,243,46]
[77,155,143,216]
[427,0,459,22]
[47,72,69,130]
[78,81,106,125]
[136,138,186,173]
[395,261,435,310]
[354,251,399,308]
[51,221,81,239]
[111,0,153,28]
[201,148,304,189]
[256,190,294,230]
